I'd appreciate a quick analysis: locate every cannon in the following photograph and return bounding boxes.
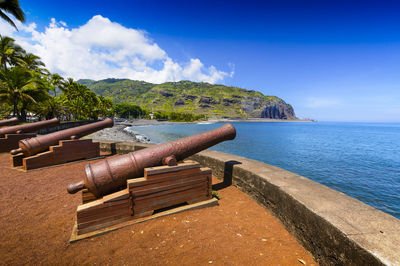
[0,117,19,127]
[67,123,236,198]
[0,118,59,153]
[10,118,114,170]
[0,118,59,137]
[68,123,235,240]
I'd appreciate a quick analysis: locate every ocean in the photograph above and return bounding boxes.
[126,122,400,219]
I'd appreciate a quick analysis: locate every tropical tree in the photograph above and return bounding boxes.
[0,35,115,121]
[0,66,47,120]
[0,35,24,69]
[0,0,25,30]
[49,73,64,97]
[97,96,114,117]
[22,52,47,75]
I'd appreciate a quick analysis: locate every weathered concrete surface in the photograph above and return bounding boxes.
[95,140,400,266]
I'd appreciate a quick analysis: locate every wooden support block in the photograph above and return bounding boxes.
[72,161,214,239]
[130,171,210,197]
[128,167,212,188]
[0,133,36,153]
[20,139,100,170]
[133,185,209,214]
[129,165,213,217]
[10,153,25,167]
[76,188,131,234]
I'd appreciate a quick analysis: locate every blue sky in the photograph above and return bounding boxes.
[3,0,400,121]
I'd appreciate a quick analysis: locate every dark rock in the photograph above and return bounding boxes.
[260,101,296,120]
[241,96,264,113]
[199,96,219,104]
[232,95,243,99]
[159,91,174,97]
[182,94,198,100]
[175,99,185,106]
[199,104,211,108]
[223,98,240,105]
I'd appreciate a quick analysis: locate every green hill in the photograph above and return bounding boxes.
[79,79,297,119]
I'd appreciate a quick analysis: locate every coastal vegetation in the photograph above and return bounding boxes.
[0,35,113,121]
[81,79,297,119]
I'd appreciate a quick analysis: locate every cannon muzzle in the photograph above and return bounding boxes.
[13,118,114,157]
[0,117,19,127]
[0,118,59,138]
[68,123,236,197]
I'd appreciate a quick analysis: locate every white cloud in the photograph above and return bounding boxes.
[1,15,233,83]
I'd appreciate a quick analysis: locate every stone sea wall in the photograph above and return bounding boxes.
[95,140,400,266]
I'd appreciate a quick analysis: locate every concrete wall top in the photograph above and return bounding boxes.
[94,139,400,266]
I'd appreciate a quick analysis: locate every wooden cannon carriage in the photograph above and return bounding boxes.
[0,118,59,153]
[10,118,113,170]
[68,123,236,242]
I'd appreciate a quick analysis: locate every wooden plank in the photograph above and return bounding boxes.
[130,174,208,197]
[77,203,130,223]
[133,186,208,214]
[133,185,207,207]
[77,201,129,218]
[70,198,219,243]
[77,188,129,212]
[78,216,133,235]
[144,161,200,177]
[133,180,208,201]
[128,167,211,188]
[78,212,131,230]
[144,167,201,181]
[103,189,129,203]
[82,189,97,204]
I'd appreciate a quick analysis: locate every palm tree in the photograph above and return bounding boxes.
[22,52,48,75]
[97,96,113,117]
[0,66,46,119]
[0,35,25,69]
[0,0,25,31]
[49,73,64,97]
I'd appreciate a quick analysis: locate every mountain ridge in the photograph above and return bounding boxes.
[79,79,297,119]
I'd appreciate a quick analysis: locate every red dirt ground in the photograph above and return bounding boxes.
[0,153,317,265]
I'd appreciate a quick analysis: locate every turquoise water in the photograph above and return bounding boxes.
[127,122,400,219]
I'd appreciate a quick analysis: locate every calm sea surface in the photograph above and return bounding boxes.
[127,122,400,219]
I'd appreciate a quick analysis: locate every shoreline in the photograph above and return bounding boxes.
[89,118,313,143]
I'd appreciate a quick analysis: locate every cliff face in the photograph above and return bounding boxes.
[260,101,296,120]
[80,79,297,120]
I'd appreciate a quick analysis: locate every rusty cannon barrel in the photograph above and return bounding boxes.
[0,117,19,127]
[67,123,236,197]
[10,118,114,157]
[0,118,59,138]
